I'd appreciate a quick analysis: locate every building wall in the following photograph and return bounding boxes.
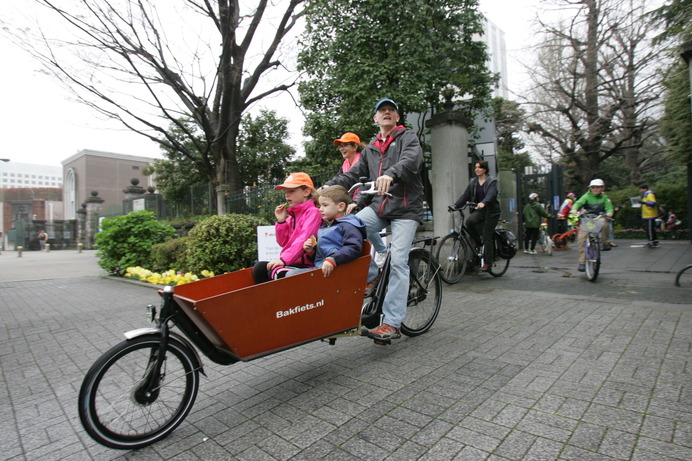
[62,149,156,219]
[0,162,62,189]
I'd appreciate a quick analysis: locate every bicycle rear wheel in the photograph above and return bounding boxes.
[401,248,441,336]
[552,233,567,250]
[585,237,600,282]
[78,335,200,449]
[488,234,510,277]
[435,233,469,284]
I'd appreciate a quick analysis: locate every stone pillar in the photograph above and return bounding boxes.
[77,204,87,247]
[426,106,473,240]
[85,191,104,250]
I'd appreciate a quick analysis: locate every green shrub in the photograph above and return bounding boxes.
[95,210,177,276]
[184,214,270,274]
[151,237,190,272]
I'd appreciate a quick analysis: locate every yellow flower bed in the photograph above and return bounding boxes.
[125,267,215,286]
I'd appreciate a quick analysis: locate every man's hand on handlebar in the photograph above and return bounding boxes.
[375,175,393,195]
[347,177,393,197]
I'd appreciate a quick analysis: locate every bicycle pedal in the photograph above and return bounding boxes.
[373,339,391,346]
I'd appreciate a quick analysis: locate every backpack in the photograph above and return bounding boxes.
[494,229,517,259]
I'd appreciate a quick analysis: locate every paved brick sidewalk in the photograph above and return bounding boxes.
[0,243,690,459]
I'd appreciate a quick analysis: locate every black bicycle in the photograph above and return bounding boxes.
[435,204,511,283]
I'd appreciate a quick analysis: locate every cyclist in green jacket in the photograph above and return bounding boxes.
[571,179,614,272]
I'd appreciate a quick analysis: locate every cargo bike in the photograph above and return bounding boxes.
[78,237,442,449]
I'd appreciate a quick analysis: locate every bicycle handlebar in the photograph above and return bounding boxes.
[448,202,477,213]
[348,180,393,197]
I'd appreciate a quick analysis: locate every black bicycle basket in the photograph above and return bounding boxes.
[495,229,517,259]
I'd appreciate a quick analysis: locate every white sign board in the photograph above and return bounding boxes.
[257,225,282,261]
[133,198,145,211]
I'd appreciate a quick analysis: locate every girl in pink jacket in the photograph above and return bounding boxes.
[252,172,322,283]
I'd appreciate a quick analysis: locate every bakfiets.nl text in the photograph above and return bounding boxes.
[276,299,325,319]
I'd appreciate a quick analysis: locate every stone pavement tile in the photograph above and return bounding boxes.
[256,433,302,460]
[598,428,637,459]
[567,421,606,451]
[415,437,465,460]
[340,435,390,460]
[450,445,492,460]
[522,437,564,461]
[632,436,692,460]
[581,402,644,434]
[492,430,536,460]
[387,440,428,460]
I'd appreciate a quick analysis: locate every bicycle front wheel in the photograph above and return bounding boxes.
[585,237,600,282]
[675,264,692,287]
[435,233,469,284]
[402,248,442,336]
[78,335,200,450]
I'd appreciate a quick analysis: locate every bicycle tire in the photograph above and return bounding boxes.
[552,233,567,250]
[585,237,600,282]
[488,234,510,277]
[674,264,692,287]
[401,248,442,336]
[435,233,469,284]
[78,335,200,450]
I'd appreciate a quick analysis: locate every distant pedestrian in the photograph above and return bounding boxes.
[523,193,550,254]
[639,184,658,248]
[38,230,48,251]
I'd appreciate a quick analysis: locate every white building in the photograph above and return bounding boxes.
[480,19,509,100]
[0,162,63,189]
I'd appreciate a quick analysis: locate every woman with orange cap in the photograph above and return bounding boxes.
[333,132,365,173]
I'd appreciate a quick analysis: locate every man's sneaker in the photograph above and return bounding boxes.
[481,264,490,272]
[529,249,537,254]
[578,264,586,272]
[523,249,530,254]
[365,323,401,341]
[375,252,387,268]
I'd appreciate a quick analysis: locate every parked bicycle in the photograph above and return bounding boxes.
[435,203,514,284]
[78,182,442,449]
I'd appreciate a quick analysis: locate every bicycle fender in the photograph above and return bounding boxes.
[122,329,206,376]
[124,327,160,340]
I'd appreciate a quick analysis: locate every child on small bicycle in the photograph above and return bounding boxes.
[570,179,614,272]
[292,185,367,277]
[252,173,323,283]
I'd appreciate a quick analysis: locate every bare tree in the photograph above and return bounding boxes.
[8,0,304,213]
[524,0,664,188]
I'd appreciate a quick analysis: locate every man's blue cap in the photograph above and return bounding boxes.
[374,98,398,112]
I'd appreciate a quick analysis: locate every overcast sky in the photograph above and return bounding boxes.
[0,0,541,168]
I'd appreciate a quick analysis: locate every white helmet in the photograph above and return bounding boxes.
[529,192,539,200]
[589,179,605,187]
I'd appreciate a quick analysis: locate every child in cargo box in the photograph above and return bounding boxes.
[252,173,322,283]
[287,185,366,278]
